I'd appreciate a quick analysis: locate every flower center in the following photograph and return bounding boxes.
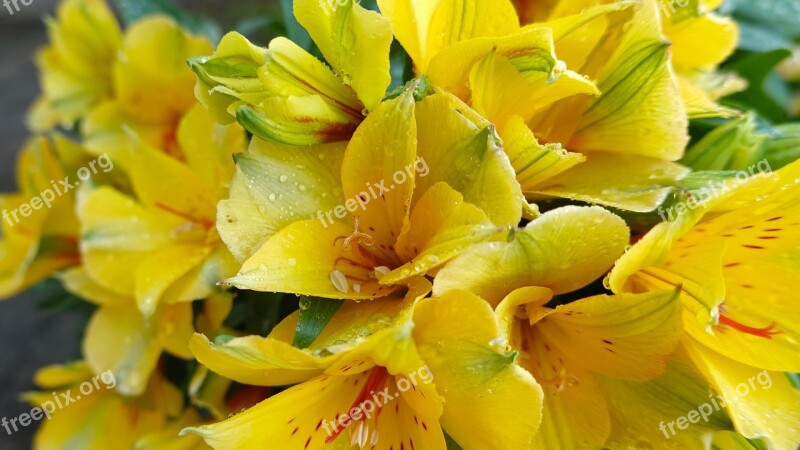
[325,367,391,447]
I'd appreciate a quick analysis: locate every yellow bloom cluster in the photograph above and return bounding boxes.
[1,0,798,449]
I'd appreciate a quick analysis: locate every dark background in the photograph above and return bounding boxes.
[0,1,275,448]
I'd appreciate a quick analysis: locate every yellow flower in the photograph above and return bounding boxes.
[27,0,121,132]
[0,136,83,299]
[59,267,197,396]
[497,287,686,448]
[514,0,745,118]
[182,292,542,450]
[659,0,746,118]
[82,16,213,166]
[378,0,690,212]
[23,362,210,449]
[609,159,800,449]
[434,205,733,448]
[220,83,522,300]
[78,104,245,320]
[190,0,394,145]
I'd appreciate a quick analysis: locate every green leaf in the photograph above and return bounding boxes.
[681,113,767,171]
[292,297,344,348]
[224,290,284,336]
[112,0,222,43]
[762,123,800,169]
[723,49,792,123]
[389,40,413,90]
[34,278,95,315]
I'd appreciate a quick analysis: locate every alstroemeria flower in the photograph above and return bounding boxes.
[78,105,245,322]
[190,0,393,145]
[434,205,730,448]
[27,0,121,132]
[513,0,745,118]
[661,0,746,118]
[82,16,213,167]
[182,292,543,450]
[58,267,196,396]
[378,0,690,212]
[496,286,685,448]
[0,136,82,299]
[222,83,522,299]
[23,362,209,449]
[609,159,800,449]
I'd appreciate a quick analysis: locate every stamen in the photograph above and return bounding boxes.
[326,367,390,444]
[718,314,782,339]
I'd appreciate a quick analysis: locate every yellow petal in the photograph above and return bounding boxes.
[261,37,362,114]
[218,139,346,263]
[189,333,330,386]
[375,0,441,72]
[502,115,585,193]
[685,259,800,371]
[434,206,629,305]
[177,104,245,195]
[413,290,543,450]
[676,74,741,119]
[190,32,269,125]
[226,220,396,300]
[598,346,732,449]
[665,12,738,71]
[0,137,83,299]
[341,86,418,254]
[539,0,689,161]
[45,0,121,77]
[383,182,501,285]
[534,152,690,212]
[83,305,164,396]
[236,95,360,146]
[183,371,442,450]
[294,0,393,110]
[81,101,179,171]
[414,91,524,226]
[135,244,214,318]
[59,267,128,306]
[113,16,212,125]
[685,338,800,450]
[468,50,598,129]
[79,186,184,296]
[536,289,683,381]
[518,325,610,450]
[32,361,93,388]
[379,0,519,73]
[135,410,211,450]
[128,140,217,226]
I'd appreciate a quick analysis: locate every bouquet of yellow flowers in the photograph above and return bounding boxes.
[1,0,799,448]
